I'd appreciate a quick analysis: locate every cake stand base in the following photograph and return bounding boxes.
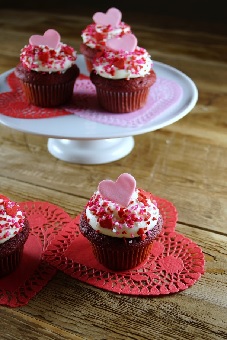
[47,137,135,164]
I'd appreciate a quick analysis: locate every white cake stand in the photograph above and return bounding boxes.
[0,55,198,164]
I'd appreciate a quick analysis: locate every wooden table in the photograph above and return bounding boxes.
[0,6,227,340]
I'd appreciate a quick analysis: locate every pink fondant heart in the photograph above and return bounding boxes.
[29,29,60,49]
[106,33,137,52]
[98,173,136,207]
[93,7,122,27]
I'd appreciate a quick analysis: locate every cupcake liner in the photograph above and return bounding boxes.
[95,87,151,113]
[0,246,24,278]
[91,242,153,271]
[0,218,29,278]
[20,79,76,107]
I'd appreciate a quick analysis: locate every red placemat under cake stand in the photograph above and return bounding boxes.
[0,201,72,307]
[44,195,205,296]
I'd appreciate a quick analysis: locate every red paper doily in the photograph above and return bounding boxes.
[0,72,88,119]
[44,196,205,296]
[0,197,204,306]
[0,201,72,307]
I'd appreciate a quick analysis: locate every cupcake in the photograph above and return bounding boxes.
[0,195,29,277]
[15,29,80,107]
[80,7,131,72]
[79,173,163,271]
[90,33,157,113]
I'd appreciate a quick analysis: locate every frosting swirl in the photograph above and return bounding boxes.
[0,197,26,244]
[81,23,131,49]
[86,188,160,239]
[20,43,77,73]
[93,47,153,79]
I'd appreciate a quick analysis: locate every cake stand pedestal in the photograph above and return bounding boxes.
[0,57,198,165]
[47,136,134,164]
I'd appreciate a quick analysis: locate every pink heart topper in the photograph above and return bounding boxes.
[106,33,137,52]
[93,7,122,27]
[98,173,136,207]
[29,29,60,49]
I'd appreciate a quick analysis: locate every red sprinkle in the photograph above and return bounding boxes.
[99,216,113,229]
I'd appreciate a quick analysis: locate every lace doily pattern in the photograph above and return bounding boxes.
[0,198,204,305]
[64,77,183,128]
[0,202,72,307]
[0,72,71,118]
[45,196,204,296]
[0,71,182,127]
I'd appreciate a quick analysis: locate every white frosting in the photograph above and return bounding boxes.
[20,43,77,73]
[0,198,25,244]
[93,47,153,79]
[81,23,131,49]
[86,189,160,238]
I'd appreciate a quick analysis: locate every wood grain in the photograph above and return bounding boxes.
[0,7,227,340]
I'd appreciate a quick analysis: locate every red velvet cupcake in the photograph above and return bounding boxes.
[0,195,29,277]
[15,29,80,107]
[80,7,131,72]
[79,173,163,271]
[90,34,156,113]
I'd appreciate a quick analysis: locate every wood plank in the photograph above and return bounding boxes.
[0,306,83,339]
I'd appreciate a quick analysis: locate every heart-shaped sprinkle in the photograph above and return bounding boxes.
[29,29,60,49]
[98,173,136,207]
[106,33,137,52]
[93,7,122,27]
